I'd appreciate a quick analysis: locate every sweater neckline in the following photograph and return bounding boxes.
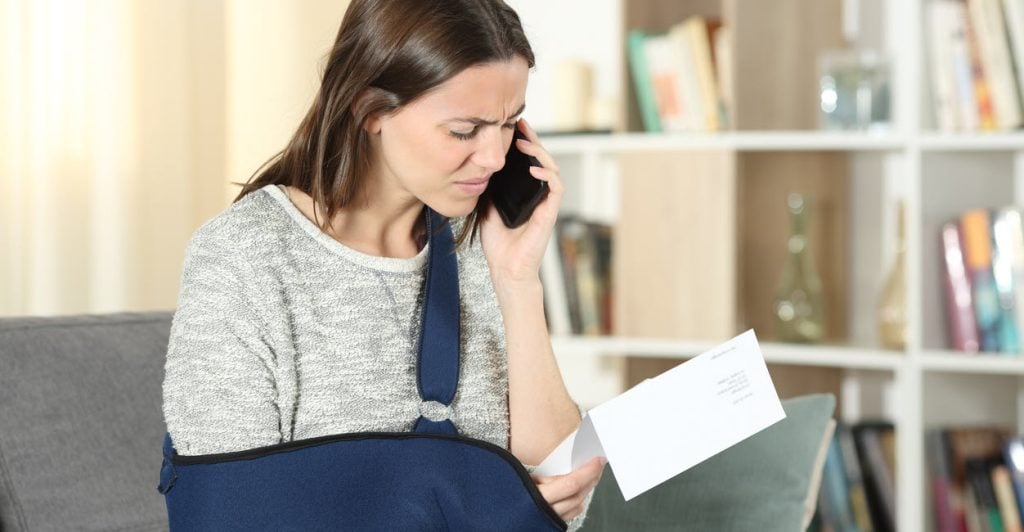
[261,183,429,274]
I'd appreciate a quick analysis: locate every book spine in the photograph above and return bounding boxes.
[839,424,875,531]
[683,16,720,131]
[1002,439,1024,523]
[967,458,1005,532]
[930,1,962,132]
[992,464,1023,532]
[950,1,982,131]
[819,432,858,530]
[962,209,1003,351]
[930,429,964,532]
[666,25,702,131]
[540,231,572,336]
[644,35,688,132]
[967,0,1022,129]
[855,424,897,532]
[964,4,998,130]
[991,209,1022,354]
[627,31,662,132]
[1001,0,1024,122]
[942,222,981,352]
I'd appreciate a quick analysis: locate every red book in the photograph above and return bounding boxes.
[941,222,981,352]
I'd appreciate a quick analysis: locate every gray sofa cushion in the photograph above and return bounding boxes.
[579,393,837,532]
[0,311,172,532]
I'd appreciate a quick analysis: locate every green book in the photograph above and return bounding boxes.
[627,30,662,132]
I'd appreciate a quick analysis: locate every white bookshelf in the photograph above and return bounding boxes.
[532,0,1024,530]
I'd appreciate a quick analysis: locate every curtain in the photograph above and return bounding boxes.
[0,0,349,317]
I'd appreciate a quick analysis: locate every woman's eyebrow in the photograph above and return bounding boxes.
[447,102,526,125]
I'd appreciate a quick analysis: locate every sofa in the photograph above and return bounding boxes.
[0,311,835,531]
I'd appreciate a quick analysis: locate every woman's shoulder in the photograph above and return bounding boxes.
[186,186,283,258]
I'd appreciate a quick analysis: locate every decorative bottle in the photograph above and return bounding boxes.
[773,193,826,343]
[878,201,907,350]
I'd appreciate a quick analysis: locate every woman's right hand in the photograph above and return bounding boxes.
[530,456,606,523]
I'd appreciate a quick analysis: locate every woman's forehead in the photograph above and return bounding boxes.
[420,60,529,121]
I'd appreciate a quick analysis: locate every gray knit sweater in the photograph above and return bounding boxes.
[162,183,593,530]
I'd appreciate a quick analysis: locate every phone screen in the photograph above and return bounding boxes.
[484,126,549,228]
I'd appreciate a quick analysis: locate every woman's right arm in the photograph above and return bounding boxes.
[162,223,282,456]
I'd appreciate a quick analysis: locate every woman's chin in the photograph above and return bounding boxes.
[426,198,478,219]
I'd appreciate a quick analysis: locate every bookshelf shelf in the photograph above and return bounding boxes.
[551,335,903,371]
[921,351,1024,375]
[918,132,1024,151]
[541,130,908,155]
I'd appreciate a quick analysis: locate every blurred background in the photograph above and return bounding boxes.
[7,0,1024,530]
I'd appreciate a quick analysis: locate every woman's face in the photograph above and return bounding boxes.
[368,56,530,218]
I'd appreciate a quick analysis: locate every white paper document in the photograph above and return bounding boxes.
[533,329,785,501]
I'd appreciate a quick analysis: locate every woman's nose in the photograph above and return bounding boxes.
[473,129,508,172]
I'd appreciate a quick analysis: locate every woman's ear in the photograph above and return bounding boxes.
[363,113,383,135]
[351,88,385,135]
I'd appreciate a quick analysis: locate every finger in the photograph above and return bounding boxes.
[552,498,585,521]
[514,127,560,174]
[527,166,564,196]
[535,474,584,504]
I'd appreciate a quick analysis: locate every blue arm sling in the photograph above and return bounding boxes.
[157,207,567,531]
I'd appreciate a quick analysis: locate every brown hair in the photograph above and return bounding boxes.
[231,0,535,247]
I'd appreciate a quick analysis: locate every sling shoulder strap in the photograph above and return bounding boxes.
[411,207,461,436]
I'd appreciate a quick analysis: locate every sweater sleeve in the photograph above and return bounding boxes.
[522,400,596,532]
[162,223,282,456]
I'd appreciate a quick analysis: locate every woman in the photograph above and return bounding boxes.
[161,0,603,528]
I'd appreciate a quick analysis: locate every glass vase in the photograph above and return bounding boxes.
[773,193,826,343]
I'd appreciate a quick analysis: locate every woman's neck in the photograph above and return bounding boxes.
[283,185,426,258]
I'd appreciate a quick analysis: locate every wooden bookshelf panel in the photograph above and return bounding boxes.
[612,150,738,340]
[737,151,850,343]
[726,0,844,130]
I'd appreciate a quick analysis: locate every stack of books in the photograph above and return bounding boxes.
[540,216,613,337]
[810,422,897,532]
[926,426,1024,532]
[627,16,731,133]
[927,0,1024,132]
[940,208,1024,354]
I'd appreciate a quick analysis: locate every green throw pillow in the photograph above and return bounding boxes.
[579,393,836,532]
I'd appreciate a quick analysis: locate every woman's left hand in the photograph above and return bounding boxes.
[479,118,563,287]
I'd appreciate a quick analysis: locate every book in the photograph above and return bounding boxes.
[928,428,966,532]
[818,430,859,531]
[839,424,875,531]
[964,6,998,130]
[854,422,897,532]
[966,0,1022,130]
[941,221,981,352]
[949,0,982,131]
[644,33,689,132]
[966,458,1005,532]
[712,24,733,129]
[680,16,722,131]
[627,30,662,132]
[665,24,703,131]
[990,208,1022,353]
[1002,438,1024,522]
[991,464,1022,532]
[961,209,1002,351]
[929,1,964,131]
[540,232,572,336]
[1002,0,1024,124]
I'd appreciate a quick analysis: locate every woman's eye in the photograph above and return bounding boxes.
[450,129,477,140]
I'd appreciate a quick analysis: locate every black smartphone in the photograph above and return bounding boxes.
[483,125,549,228]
